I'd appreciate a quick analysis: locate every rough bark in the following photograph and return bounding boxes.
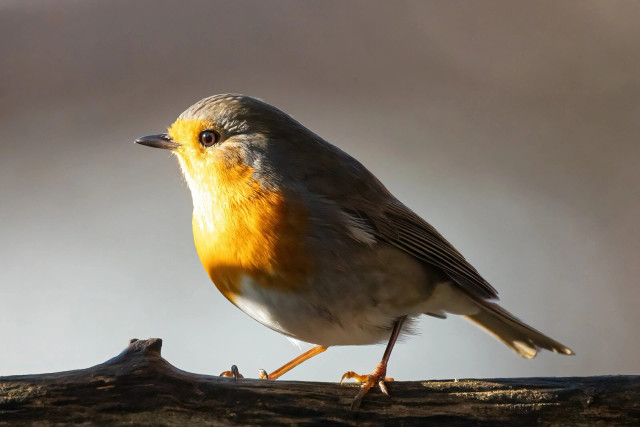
[0,338,638,425]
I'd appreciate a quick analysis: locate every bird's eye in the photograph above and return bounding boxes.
[199,130,220,147]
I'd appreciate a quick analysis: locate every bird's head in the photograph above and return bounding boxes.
[135,94,317,196]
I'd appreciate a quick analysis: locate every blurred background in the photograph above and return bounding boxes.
[1,1,638,381]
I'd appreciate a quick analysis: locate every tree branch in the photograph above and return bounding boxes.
[0,338,637,425]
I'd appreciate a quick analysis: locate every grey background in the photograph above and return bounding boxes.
[1,1,638,381]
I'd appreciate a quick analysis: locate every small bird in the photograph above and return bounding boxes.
[135,94,574,410]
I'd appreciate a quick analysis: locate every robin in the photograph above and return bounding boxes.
[135,94,574,410]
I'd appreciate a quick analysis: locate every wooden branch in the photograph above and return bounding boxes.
[0,339,638,425]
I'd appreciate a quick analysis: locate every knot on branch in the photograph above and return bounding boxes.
[125,338,163,356]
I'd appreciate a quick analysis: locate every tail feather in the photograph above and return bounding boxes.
[464,300,575,358]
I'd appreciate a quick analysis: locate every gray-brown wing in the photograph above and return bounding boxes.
[349,200,499,301]
[286,135,498,300]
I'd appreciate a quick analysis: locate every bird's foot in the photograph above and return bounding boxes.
[219,365,244,380]
[340,362,393,411]
[220,366,272,380]
[340,370,394,384]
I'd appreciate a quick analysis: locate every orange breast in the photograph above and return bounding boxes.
[189,161,311,304]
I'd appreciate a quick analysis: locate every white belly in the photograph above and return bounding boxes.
[231,275,419,346]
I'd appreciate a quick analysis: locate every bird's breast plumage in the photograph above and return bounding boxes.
[186,159,312,305]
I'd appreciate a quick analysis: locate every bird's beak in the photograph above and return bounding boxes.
[135,133,181,150]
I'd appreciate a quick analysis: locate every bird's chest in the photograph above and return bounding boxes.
[190,181,311,304]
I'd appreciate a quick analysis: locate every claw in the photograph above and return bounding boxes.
[378,380,390,397]
[219,365,244,380]
[258,369,269,380]
[340,370,368,384]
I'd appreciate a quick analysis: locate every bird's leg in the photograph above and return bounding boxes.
[220,346,327,380]
[340,316,406,412]
[264,345,328,380]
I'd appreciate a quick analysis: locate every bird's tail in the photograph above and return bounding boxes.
[464,299,575,358]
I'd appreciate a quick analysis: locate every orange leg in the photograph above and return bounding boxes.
[341,316,406,412]
[266,345,328,380]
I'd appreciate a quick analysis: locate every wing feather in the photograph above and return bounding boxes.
[348,200,499,300]
[293,136,498,300]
